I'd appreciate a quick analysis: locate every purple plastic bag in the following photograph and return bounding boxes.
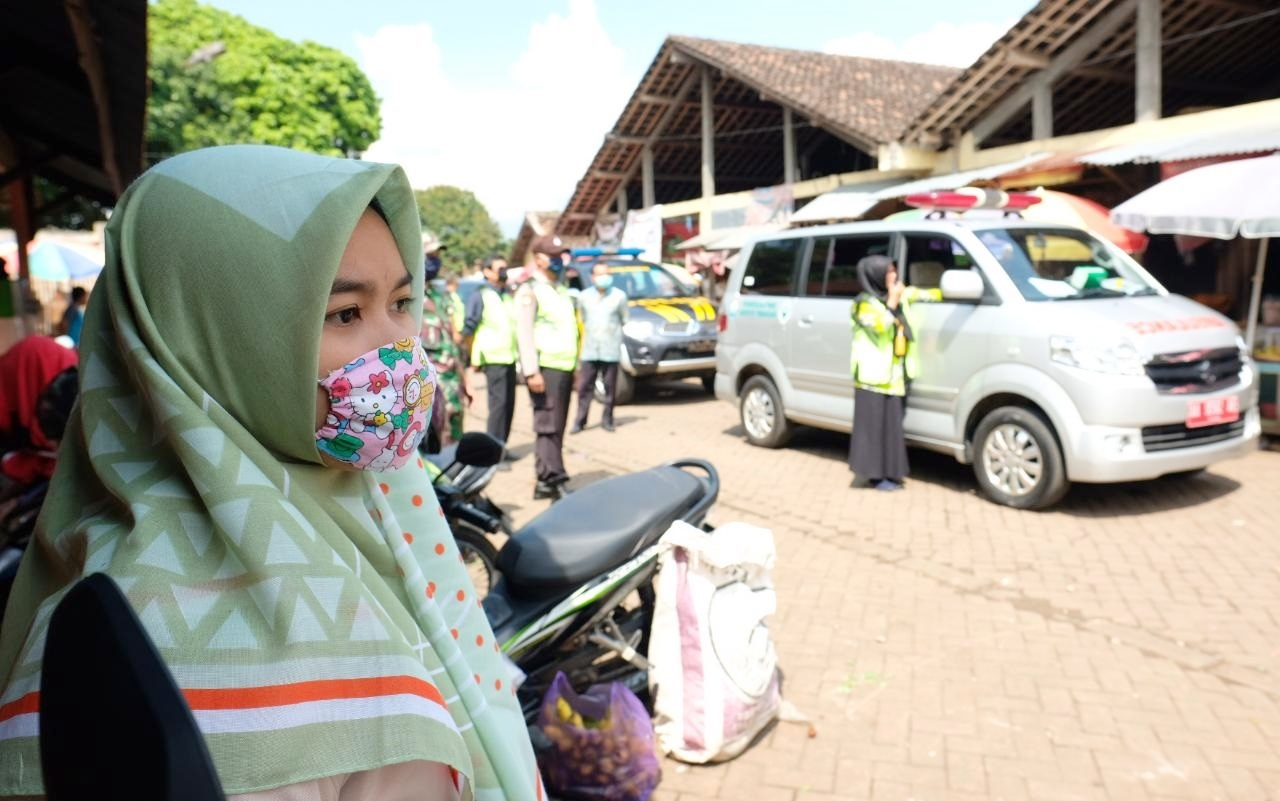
[536,672,661,801]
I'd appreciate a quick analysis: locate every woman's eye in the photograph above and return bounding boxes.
[394,297,414,313]
[327,307,360,325]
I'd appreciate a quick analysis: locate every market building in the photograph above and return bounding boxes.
[548,0,1280,338]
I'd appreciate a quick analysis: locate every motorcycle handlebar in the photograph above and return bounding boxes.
[434,484,504,534]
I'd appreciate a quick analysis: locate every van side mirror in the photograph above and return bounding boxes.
[940,270,984,302]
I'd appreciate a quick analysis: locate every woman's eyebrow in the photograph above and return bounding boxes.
[329,273,413,295]
[330,277,371,295]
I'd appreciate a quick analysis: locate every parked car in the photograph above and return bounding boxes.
[570,248,719,404]
[714,215,1260,510]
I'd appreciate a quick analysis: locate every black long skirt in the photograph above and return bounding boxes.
[848,387,909,482]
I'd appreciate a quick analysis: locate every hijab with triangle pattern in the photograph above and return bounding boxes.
[0,145,541,799]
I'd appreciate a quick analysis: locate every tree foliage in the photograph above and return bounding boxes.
[414,187,504,273]
[147,0,381,161]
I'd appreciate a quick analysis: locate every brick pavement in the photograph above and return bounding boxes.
[462,376,1280,801]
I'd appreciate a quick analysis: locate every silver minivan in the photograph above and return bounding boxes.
[714,218,1261,509]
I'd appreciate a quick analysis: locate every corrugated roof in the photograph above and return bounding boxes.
[1080,118,1280,165]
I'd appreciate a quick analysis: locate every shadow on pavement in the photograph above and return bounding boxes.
[718,422,1244,515]
[625,378,717,407]
[1054,470,1242,517]
[566,469,618,491]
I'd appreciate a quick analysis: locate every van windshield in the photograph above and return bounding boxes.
[974,227,1162,301]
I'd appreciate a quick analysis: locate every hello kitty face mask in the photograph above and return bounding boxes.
[316,336,437,471]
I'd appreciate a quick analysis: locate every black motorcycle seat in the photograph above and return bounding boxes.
[497,465,705,596]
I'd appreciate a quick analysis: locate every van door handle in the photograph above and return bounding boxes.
[797,314,815,327]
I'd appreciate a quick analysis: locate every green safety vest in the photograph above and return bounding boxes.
[849,288,940,394]
[531,281,579,372]
[472,288,517,366]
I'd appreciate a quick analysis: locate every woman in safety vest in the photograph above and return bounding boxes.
[848,255,940,491]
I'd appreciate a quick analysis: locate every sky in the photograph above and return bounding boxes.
[202,0,1037,236]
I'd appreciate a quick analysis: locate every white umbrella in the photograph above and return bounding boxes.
[1111,153,1280,346]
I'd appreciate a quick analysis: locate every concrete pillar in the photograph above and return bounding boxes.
[1032,84,1053,140]
[1135,0,1162,122]
[700,66,716,231]
[616,186,628,215]
[641,144,655,209]
[783,107,797,184]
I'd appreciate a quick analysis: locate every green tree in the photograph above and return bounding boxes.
[414,187,504,272]
[147,0,381,161]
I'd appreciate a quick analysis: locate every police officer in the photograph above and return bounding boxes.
[516,234,579,500]
[461,255,518,447]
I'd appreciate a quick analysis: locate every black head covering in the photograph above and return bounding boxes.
[856,255,894,301]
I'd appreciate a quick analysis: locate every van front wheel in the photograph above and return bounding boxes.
[740,375,791,448]
[972,407,1068,510]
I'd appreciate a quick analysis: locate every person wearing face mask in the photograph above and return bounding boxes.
[514,234,579,501]
[848,254,941,491]
[460,255,518,447]
[0,146,543,800]
[420,232,469,452]
[571,261,628,434]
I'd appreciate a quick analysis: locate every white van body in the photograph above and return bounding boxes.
[714,218,1260,509]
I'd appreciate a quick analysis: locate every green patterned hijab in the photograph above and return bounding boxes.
[0,145,541,799]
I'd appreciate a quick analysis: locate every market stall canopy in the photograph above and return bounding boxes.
[675,223,786,252]
[872,153,1053,200]
[0,0,148,205]
[788,178,907,225]
[1081,118,1280,167]
[1111,153,1280,345]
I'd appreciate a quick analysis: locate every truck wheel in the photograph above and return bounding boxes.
[594,369,636,405]
[972,406,1068,510]
[740,375,791,448]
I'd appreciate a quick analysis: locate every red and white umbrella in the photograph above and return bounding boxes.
[1021,189,1148,254]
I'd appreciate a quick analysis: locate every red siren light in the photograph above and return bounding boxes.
[904,187,1042,217]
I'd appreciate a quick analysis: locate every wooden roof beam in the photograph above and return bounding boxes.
[64,0,122,196]
[971,0,1138,145]
[1072,65,1249,96]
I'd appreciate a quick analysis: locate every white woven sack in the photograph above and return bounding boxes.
[649,520,781,764]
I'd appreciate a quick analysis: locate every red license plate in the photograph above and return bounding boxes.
[1185,396,1240,429]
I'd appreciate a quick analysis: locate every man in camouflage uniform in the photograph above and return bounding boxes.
[420,233,469,451]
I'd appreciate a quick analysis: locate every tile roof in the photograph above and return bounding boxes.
[670,36,960,148]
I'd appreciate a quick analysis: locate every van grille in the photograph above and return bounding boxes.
[660,320,718,336]
[1144,347,1242,394]
[1141,419,1245,452]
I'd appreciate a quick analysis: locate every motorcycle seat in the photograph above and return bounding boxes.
[497,465,705,596]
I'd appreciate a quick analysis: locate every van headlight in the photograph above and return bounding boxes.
[622,320,654,339]
[1050,336,1146,376]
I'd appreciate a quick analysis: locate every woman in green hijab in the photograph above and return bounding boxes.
[0,146,542,800]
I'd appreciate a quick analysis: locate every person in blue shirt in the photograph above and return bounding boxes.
[61,287,87,346]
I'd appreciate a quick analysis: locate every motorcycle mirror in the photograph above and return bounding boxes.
[40,573,226,801]
[454,432,505,468]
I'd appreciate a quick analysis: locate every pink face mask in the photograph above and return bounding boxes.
[316,337,436,471]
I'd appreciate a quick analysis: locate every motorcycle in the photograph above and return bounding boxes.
[423,433,512,597]
[434,432,720,722]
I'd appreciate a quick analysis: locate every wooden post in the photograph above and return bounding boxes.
[1135,0,1162,122]
[641,144,655,209]
[700,66,716,232]
[616,186,628,215]
[783,107,796,184]
[1032,84,1053,140]
[8,177,36,336]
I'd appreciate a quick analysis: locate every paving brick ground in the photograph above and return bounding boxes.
[462,376,1280,801]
